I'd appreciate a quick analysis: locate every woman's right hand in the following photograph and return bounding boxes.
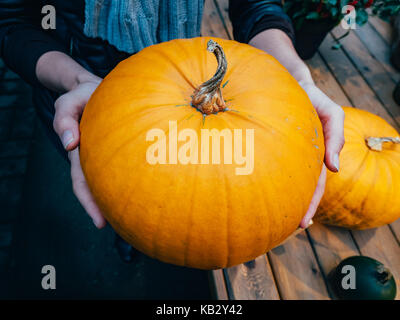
[52,78,107,229]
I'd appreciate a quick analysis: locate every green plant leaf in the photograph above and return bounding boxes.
[295,16,305,30]
[340,0,349,8]
[293,8,307,19]
[332,42,343,50]
[283,1,294,12]
[306,11,321,19]
[356,9,369,25]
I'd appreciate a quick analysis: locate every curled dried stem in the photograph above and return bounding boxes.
[191,40,227,115]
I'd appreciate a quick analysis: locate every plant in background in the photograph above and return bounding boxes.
[283,0,400,58]
[283,0,373,31]
[372,0,400,21]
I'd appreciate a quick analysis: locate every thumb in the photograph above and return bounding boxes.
[300,165,327,228]
[53,96,82,151]
[323,107,345,172]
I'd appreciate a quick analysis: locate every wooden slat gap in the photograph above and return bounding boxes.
[222,268,236,300]
[351,29,397,85]
[265,252,284,300]
[388,224,400,246]
[315,50,357,108]
[263,253,282,300]
[367,21,390,45]
[348,230,364,255]
[305,229,335,299]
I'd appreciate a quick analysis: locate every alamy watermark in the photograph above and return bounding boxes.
[340,264,356,289]
[341,5,357,30]
[41,5,56,30]
[146,121,254,175]
[41,265,56,290]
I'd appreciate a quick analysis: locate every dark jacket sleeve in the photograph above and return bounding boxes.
[229,0,295,44]
[0,0,67,86]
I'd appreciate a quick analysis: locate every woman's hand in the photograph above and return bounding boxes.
[36,51,106,228]
[299,82,345,228]
[299,81,345,173]
[53,79,107,229]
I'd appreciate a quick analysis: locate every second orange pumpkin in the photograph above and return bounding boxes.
[316,107,400,229]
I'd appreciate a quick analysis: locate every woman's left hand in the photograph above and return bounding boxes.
[299,82,345,228]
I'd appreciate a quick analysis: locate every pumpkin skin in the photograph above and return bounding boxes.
[79,37,324,269]
[316,107,400,229]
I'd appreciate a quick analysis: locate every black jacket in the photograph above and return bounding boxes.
[0,0,294,85]
[0,0,294,156]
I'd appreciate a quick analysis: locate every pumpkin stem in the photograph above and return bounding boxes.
[191,39,227,115]
[376,264,393,284]
[366,136,400,151]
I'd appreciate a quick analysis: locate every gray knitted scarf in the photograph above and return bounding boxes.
[83,0,204,54]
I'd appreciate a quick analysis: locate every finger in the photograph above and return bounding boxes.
[322,107,345,172]
[300,165,327,228]
[299,83,345,172]
[53,95,83,151]
[69,148,107,229]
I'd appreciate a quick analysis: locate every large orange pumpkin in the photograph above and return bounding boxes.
[316,107,400,229]
[80,37,324,269]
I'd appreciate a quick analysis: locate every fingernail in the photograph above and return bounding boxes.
[333,153,340,171]
[62,130,74,149]
[92,219,100,228]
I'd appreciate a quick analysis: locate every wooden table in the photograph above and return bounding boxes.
[204,0,400,300]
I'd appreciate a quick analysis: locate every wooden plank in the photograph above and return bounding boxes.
[201,0,230,39]
[354,23,399,83]
[209,269,229,300]
[213,0,233,39]
[368,16,392,44]
[352,226,400,300]
[268,231,330,300]
[306,53,352,106]
[224,255,280,300]
[318,33,399,129]
[331,27,399,125]
[306,223,359,297]
[389,218,400,244]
